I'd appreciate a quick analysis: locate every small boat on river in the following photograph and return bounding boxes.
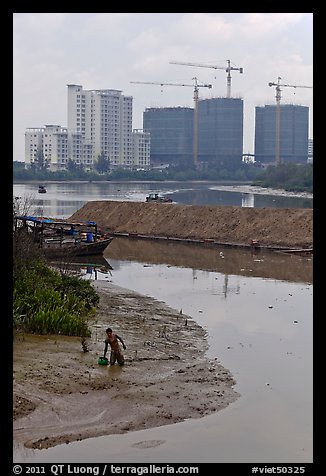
[145,193,172,203]
[38,185,47,193]
[14,215,113,259]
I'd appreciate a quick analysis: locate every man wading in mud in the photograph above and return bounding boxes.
[103,327,126,366]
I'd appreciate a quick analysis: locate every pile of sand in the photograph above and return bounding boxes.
[70,201,313,249]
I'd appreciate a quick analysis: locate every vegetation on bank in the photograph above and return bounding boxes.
[13,160,313,193]
[13,262,98,336]
[252,163,313,193]
[13,198,99,337]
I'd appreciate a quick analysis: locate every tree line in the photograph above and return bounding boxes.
[13,159,313,194]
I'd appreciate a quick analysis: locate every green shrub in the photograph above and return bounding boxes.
[13,260,97,336]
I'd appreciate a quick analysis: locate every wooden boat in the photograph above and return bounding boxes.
[14,215,113,258]
[41,236,113,259]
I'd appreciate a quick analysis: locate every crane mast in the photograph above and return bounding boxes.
[268,77,313,164]
[130,78,212,167]
[169,59,243,98]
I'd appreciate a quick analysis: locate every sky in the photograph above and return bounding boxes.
[13,12,313,162]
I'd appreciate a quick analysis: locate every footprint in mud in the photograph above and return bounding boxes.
[131,440,165,449]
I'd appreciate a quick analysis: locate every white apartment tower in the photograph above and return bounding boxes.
[67,84,133,168]
[132,129,151,169]
[25,127,43,165]
[25,125,68,171]
[308,138,313,163]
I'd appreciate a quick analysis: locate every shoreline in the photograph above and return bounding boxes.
[208,184,313,200]
[13,281,240,450]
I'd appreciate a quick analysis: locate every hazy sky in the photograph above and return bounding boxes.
[13,12,313,162]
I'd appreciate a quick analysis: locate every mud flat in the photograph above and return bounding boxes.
[208,184,313,199]
[13,281,240,450]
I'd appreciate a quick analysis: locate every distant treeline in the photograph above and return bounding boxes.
[252,163,313,193]
[13,161,312,193]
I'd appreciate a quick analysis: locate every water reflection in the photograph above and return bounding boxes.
[104,237,313,284]
[242,193,254,207]
[171,187,312,208]
[48,255,113,280]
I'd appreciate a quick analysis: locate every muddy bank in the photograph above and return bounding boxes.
[70,201,313,249]
[13,281,240,450]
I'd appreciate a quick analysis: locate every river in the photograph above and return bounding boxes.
[13,181,312,219]
[12,181,313,464]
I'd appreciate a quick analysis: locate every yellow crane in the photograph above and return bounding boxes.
[169,59,243,98]
[130,78,212,167]
[268,77,313,164]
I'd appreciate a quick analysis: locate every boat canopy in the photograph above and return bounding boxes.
[15,216,97,227]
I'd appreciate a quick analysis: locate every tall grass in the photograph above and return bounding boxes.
[13,196,99,336]
[13,261,99,336]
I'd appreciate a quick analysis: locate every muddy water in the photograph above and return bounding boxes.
[13,182,313,463]
[13,239,313,463]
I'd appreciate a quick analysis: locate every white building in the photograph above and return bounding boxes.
[308,138,313,163]
[67,84,133,168]
[25,125,68,171]
[25,127,43,166]
[25,84,148,171]
[132,129,150,169]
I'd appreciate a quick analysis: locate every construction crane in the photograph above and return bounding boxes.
[169,59,243,98]
[130,78,212,167]
[268,77,313,164]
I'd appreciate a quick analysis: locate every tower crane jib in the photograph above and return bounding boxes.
[169,59,243,98]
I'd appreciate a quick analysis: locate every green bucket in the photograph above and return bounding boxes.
[98,357,108,366]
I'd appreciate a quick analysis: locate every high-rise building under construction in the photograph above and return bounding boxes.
[143,97,244,168]
[254,104,309,164]
[198,97,243,168]
[143,107,193,165]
